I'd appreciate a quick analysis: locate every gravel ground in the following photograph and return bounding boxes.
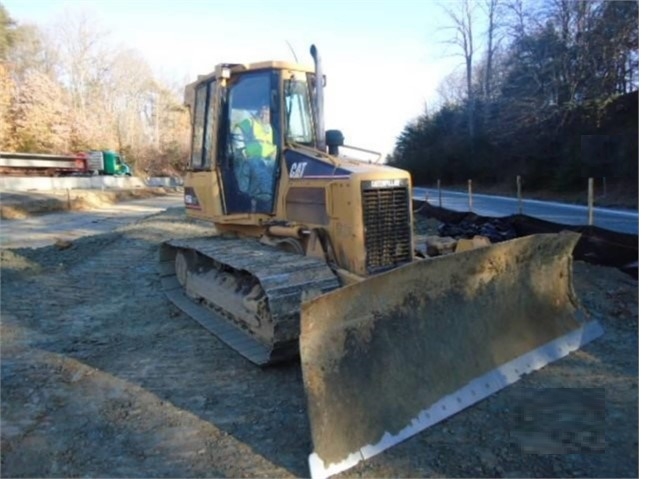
[0,206,638,478]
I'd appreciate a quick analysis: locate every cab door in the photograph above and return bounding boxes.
[183,78,225,219]
[221,70,281,215]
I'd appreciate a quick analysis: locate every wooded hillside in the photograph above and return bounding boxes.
[0,3,189,176]
[388,0,638,195]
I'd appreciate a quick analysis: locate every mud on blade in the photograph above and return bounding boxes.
[300,232,603,479]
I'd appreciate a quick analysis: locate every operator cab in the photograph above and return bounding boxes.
[187,62,321,216]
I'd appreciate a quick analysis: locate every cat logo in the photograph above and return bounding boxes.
[289,161,307,178]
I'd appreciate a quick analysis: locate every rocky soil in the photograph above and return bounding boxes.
[0,206,638,478]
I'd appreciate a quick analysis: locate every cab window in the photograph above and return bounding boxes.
[285,79,315,145]
[191,80,216,169]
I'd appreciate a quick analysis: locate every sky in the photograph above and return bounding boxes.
[2,0,465,157]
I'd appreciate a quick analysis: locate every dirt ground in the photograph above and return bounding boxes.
[0,200,638,478]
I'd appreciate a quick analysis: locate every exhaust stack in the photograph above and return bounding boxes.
[310,44,325,152]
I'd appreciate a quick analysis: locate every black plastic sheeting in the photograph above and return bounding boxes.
[414,200,638,280]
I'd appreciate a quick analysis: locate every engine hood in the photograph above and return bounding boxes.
[284,145,409,183]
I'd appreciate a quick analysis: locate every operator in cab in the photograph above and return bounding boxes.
[232,102,277,211]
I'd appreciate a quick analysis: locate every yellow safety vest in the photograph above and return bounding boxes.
[237,118,277,159]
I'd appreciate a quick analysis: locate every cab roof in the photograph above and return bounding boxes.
[193,60,314,83]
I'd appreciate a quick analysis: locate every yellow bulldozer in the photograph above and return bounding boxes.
[159,45,603,478]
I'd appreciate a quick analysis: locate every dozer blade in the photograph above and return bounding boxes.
[300,231,603,479]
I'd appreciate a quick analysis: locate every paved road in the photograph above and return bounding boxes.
[0,193,184,249]
[1,187,638,250]
[413,187,639,235]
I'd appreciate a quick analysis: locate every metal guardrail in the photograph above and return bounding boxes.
[0,151,83,169]
[0,151,80,160]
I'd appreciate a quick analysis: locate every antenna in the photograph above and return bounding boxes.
[285,41,299,62]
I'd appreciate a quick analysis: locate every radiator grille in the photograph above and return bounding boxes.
[361,186,412,274]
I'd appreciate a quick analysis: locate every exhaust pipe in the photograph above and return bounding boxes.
[310,44,325,152]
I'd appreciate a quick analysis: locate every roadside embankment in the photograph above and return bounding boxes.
[0,187,181,220]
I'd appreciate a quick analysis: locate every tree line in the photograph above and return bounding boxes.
[388,0,638,194]
[0,3,190,176]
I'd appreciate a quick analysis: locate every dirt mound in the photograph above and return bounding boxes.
[0,187,178,220]
[415,200,638,278]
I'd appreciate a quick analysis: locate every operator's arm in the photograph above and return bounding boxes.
[231,124,246,156]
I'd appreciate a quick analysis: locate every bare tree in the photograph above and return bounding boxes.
[503,0,530,40]
[482,0,500,103]
[11,71,70,152]
[106,49,154,154]
[0,3,15,61]
[438,0,478,139]
[0,63,14,149]
[478,0,507,129]
[49,9,114,111]
[436,69,468,107]
[6,23,58,83]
